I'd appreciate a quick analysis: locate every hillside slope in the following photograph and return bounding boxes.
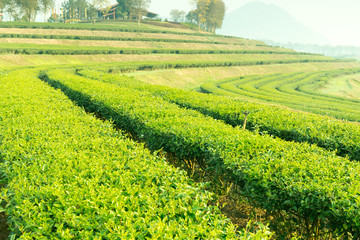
[0,21,360,239]
[218,1,329,45]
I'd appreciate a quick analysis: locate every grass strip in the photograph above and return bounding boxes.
[0,43,330,56]
[201,70,360,122]
[0,69,261,239]
[0,33,247,46]
[77,69,360,161]
[0,22,230,38]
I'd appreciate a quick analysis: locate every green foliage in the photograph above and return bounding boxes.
[116,0,132,18]
[62,0,89,21]
[0,32,247,45]
[192,0,226,32]
[0,21,224,37]
[0,17,359,239]
[45,68,360,237]
[57,58,339,76]
[0,69,251,239]
[130,0,151,26]
[15,0,39,22]
[201,69,360,122]
[170,9,186,23]
[205,0,225,33]
[78,68,360,161]
[39,0,54,22]
[0,42,331,56]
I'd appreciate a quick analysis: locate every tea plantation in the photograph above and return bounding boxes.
[0,21,359,239]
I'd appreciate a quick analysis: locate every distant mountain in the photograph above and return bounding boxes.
[218,1,329,45]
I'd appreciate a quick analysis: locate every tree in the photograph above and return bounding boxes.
[186,10,197,24]
[75,0,88,20]
[0,0,6,17]
[170,9,185,23]
[194,0,210,30]
[15,0,39,22]
[40,0,54,22]
[205,0,225,33]
[0,0,8,21]
[61,0,88,21]
[86,3,97,21]
[86,4,98,21]
[62,0,76,21]
[129,0,151,27]
[91,0,111,19]
[190,0,225,32]
[116,0,131,19]
[5,0,18,22]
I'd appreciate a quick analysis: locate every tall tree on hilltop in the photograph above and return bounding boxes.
[5,0,18,22]
[186,10,198,24]
[62,0,76,20]
[190,0,225,32]
[0,0,5,15]
[170,9,186,23]
[130,0,151,27]
[39,0,54,22]
[91,0,111,19]
[116,0,132,19]
[0,0,8,21]
[15,0,39,22]
[205,0,225,33]
[75,0,88,20]
[193,0,210,30]
[86,3,97,21]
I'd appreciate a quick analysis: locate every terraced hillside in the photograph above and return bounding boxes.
[201,69,360,121]
[1,21,360,239]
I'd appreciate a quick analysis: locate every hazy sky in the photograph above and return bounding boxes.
[147,0,360,47]
[53,0,360,46]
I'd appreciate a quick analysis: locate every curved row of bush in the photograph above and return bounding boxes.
[45,69,360,238]
[0,69,263,239]
[77,69,360,161]
[201,69,360,122]
[232,72,360,113]
[0,43,331,56]
[255,70,360,107]
[69,59,344,77]
[0,33,248,46]
[0,33,325,54]
[0,22,232,38]
[280,70,360,104]
[298,77,360,103]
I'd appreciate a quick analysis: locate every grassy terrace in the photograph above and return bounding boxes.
[318,73,360,99]
[0,21,278,46]
[0,37,294,51]
[0,28,247,45]
[201,69,360,121]
[0,55,338,72]
[0,31,263,46]
[0,22,215,35]
[44,68,360,238]
[1,69,268,239]
[78,68,360,161]
[0,42,325,56]
[124,61,360,89]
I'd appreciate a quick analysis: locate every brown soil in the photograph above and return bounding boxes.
[214,194,267,229]
[0,212,9,240]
